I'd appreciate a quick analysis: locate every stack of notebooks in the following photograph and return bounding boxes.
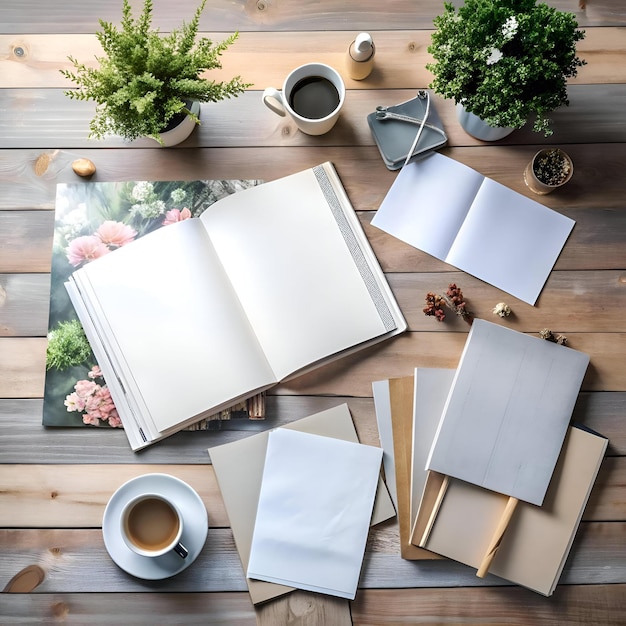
[210,404,396,604]
[373,319,608,596]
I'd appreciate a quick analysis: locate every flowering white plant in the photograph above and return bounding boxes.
[427,0,586,135]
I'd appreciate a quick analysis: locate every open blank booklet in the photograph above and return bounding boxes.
[66,163,406,450]
[371,152,575,305]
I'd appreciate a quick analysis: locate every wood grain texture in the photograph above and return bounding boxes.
[352,585,626,626]
[1,331,625,400]
[1,393,624,464]
[2,143,624,214]
[0,522,623,593]
[0,464,228,528]
[1,1,624,34]
[1,593,258,626]
[1,2,624,624]
[1,84,625,150]
[3,269,626,337]
[1,27,623,89]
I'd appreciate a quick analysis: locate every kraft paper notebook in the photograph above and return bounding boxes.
[372,376,443,560]
[66,163,406,450]
[418,425,607,596]
[209,404,395,604]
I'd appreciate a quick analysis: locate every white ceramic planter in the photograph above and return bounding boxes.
[456,104,514,141]
[156,100,201,147]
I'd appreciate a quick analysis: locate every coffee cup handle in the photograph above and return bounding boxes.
[173,541,188,559]
[262,88,287,117]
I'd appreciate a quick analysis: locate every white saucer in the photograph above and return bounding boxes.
[103,473,208,580]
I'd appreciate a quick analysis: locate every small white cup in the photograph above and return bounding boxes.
[121,493,188,559]
[262,63,345,135]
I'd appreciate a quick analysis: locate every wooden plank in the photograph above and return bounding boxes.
[1,142,625,213]
[366,206,626,272]
[1,84,625,149]
[1,28,623,89]
[256,591,352,626]
[361,521,626,587]
[0,523,623,593]
[0,590,347,626]
[4,270,626,337]
[0,211,54,272]
[351,585,626,626]
[388,270,626,333]
[0,528,248,593]
[276,332,626,395]
[0,338,45,397]
[0,453,620,529]
[1,0,623,34]
[1,593,259,626]
[1,332,625,399]
[1,393,623,464]
[0,274,50,336]
[0,396,381,464]
[0,464,229,528]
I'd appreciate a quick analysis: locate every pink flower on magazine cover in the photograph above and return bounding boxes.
[64,367,122,428]
[96,220,137,248]
[66,235,110,267]
[163,207,192,226]
[88,365,103,379]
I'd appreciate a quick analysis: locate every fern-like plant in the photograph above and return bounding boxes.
[61,0,250,143]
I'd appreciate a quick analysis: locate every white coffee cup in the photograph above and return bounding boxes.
[121,493,188,559]
[262,63,345,135]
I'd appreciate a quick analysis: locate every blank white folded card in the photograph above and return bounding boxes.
[425,319,590,506]
[247,428,383,599]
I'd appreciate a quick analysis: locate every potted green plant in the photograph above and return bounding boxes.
[524,147,574,194]
[426,0,586,139]
[61,0,249,146]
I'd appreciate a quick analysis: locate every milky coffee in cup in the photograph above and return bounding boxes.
[121,494,188,559]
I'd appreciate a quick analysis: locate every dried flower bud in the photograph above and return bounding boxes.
[492,302,512,318]
[555,334,568,345]
[424,284,472,325]
[540,329,556,342]
[424,292,446,322]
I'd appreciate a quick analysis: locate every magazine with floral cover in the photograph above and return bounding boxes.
[43,177,266,430]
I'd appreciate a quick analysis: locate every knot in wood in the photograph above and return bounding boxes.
[256,1,267,10]
[52,602,70,618]
[408,42,417,53]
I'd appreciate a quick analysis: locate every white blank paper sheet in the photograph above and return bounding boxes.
[371,152,575,305]
[247,428,383,599]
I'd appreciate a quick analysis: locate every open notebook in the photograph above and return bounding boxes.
[66,163,406,449]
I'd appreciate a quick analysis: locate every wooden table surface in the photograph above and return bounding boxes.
[1,1,625,624]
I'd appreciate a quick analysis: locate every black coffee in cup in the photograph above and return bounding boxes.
[289,76,340,119]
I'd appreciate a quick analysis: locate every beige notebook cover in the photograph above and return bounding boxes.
[418,425,607,595]
[209,403,395,604]
[387,376,443,560]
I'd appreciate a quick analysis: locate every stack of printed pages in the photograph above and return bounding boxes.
[373,320,608,596]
